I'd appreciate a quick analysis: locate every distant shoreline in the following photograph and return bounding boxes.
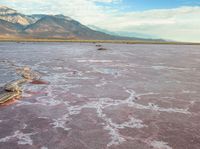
[0,38,199,45]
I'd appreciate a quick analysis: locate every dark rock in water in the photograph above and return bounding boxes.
[97,48,108,51]
[96,44,102,47]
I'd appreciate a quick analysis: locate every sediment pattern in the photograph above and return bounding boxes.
[0,42,200,149]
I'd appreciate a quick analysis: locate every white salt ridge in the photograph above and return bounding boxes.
[95,78,107,87]
[48,95,146,145]
[36,97,62,106]
[95,102,146,146]
[45,72,95,81]
[90,90,190,114]
[94,102,126,146]
[43,73,67,84]
[150,140,173,149]
[77,60,113,63]
[92,67,121,78]
[0,130,36,145]
[161,96,176,100]
[58,97,146,146]
[50,88,189,145]
[123,89,190,114]
[104,125,125,147]
[51,101,84,131]
[41,147,48,149]
[126,89,137,102]
[15,86,190,146]
[34,85,62,106]
[182,90,197,94]
[129,100,190,114]
[52,67,84,76]
[152,65,193,71]
[15,101,33,107]
[146,103,189,114]
[16,88,61,107]
[22,124,28,129]
[14,70,190,147]
[53,67,63,70]
[111,117,147,129]
[16,83,82,107]
[51,114,71,131]
[136,92,160,98]
[64,76,95,80]
[152,66,167,70]
[104,117,146,146]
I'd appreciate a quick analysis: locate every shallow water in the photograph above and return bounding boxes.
[0,42,200,149]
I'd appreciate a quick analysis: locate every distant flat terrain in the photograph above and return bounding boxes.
[0,38,200,45]
[0,42,200,149]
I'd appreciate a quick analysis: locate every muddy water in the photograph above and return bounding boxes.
[0,42,200,149]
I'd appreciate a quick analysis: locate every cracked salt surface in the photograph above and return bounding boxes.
[150,140,172,149]
[51,113,71,131]
[0,131,36,145]
[47,88,189,146]
[1,43,199,149]
[42,92,148,146]
[2,72,191,148]
[104,117,147,146]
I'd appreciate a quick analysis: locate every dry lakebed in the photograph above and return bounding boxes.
[0,42,200,149]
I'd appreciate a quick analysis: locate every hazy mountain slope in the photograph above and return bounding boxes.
[24,15,139,40]
[0,6,34,25]
[0,19,23,34]
[0,5,162,41]
[0,5,16,15]
[88,25,158,39]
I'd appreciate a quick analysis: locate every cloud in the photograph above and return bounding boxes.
[0,0,200,42]
[109,6,200,42]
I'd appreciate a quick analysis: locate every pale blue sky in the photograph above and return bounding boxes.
[1,0,200,42]
[96,0,200,11]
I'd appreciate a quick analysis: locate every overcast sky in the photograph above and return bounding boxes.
[1,0,200,42]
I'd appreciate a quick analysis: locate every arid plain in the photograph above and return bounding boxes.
[0,42,200,149]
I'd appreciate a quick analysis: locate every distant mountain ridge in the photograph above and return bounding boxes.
[0,6,35,25]
[88,25,158,39]
[0,5,163,41]
[0,5,17,15]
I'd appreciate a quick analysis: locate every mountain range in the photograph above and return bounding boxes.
[0,5,162,41]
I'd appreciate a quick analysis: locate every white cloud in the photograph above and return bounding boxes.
[0,0,200,42]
